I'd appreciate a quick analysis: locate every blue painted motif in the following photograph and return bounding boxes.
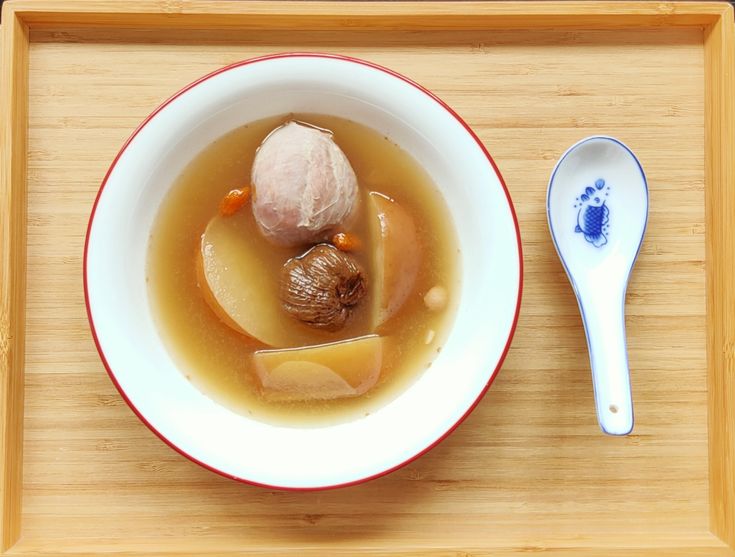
[573,178,611,247]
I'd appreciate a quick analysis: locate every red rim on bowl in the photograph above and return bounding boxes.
[83,53,524,491]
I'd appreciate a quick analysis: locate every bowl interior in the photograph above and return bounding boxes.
[85,55,521,489]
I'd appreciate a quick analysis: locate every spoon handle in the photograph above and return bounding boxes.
[577,284,634,435]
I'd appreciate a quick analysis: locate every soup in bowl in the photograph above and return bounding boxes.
[85,54,522,489]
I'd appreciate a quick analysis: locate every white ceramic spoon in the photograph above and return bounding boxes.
[547,136,648,435]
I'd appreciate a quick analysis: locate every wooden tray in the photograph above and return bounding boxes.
[1,1,734,555]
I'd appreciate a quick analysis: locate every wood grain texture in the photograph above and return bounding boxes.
[19,28,712,555]
[705,3,735,549]
[4,0,728,29]
[0,5,28,553]
[1,1,734,556]
[6,545,735,557]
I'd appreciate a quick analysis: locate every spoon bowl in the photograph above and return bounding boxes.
[547,136,648,435]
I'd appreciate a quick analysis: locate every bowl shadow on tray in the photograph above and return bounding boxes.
[209,344,589,546]
[105,371,521,543]
[202,339,588,543]
[99,292,621,548]
[156,418,476,542]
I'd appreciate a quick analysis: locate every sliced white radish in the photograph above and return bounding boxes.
[199,215,307,347]
[252,335,383,401]
[368,192,420,327]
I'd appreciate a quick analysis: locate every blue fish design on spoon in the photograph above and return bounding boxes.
[574,179,610,247]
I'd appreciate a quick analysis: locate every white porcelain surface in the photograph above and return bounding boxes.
[547,136,648,436]
[85,54,522,488]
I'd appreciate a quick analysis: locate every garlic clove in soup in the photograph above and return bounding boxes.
[251,121,358,247]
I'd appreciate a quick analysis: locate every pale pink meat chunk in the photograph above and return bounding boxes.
[251,121,358,246]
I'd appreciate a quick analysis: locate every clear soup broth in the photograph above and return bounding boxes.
[148,114,460,426]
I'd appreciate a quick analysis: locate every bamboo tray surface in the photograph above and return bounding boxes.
[1,1,734,556]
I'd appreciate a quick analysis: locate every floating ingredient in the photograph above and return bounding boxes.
[219,187,251,217]
[368,192,420,328]
[280,244,367,331]
[423,285,448,312]
[199,215,312,347]
[252,335,383,402]
[251,121,358,246]
[332,231,362,252]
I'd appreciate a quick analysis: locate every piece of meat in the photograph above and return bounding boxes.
[251,121,358,247]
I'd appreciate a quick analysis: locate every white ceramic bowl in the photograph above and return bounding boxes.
[85,53,522,489]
